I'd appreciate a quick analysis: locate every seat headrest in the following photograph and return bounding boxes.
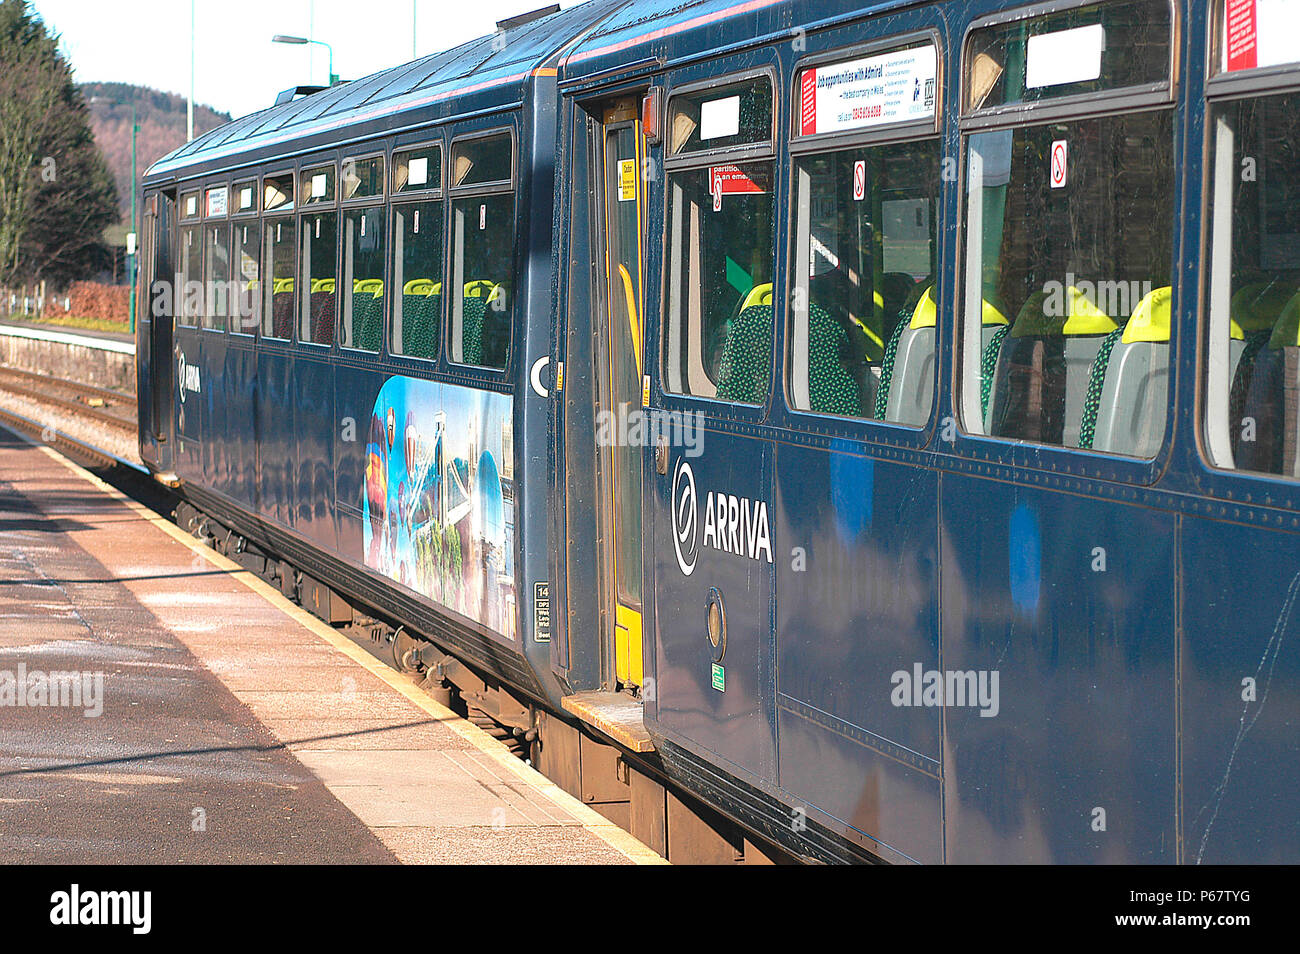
[1230,282,1294,339]
[740,282,773,311]
[1011,286,1117,338]
[1121,286,1173,344]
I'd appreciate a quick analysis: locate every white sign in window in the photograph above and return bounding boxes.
[206,187,228,217]
[798,44,937,136]
[311,173,327,198]
[408,156,428,186]
[239,186,254,210]
[700,95,741,140]
[1026,24,1105,89]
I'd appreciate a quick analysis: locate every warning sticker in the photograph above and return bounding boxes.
[1050,140,1068,189]
[618,158,637,201]
[799,43,936,137]
[709,165,766,211]
[533,582,551,642]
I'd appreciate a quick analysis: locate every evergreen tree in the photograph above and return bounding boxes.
[0,0,118,287]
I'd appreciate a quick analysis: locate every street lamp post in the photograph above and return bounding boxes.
[271,34,338,86]
[128,101,139,335]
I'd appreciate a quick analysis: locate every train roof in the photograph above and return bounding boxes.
[559,0,903,83]
[145,0,630,180]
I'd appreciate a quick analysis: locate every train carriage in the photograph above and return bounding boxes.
[138,0,1300,864]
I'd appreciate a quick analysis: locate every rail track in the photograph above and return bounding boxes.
[0,366,136,431]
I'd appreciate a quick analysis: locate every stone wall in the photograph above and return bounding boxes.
[0,327,135,393]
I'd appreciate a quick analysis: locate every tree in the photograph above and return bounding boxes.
[0,0,117,288]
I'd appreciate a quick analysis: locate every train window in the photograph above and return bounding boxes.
[299,210,337,345]
[965,0,1172,112]
[663,160,775,401]
[340,207,384,352]
[262,218,295,340]
[789,138,941,422]
[391,200,443,360]
[178,225,203,327]
[451,134,511,187]
[343,155,384,201]
[231,221,260,335]
[1202,89,1300,479]
[301,164,336,205]
[959,109,1174,454]
[203,223,230,331]
[264,172,294,212]
[448,194,512,368]
[394,144,441,193]
[234,180,257,214]
[668,76,773,156]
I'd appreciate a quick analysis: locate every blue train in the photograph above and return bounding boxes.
[137,0,1300,863]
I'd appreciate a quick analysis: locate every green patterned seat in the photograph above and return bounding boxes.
[461,295,488,366]
[353,294,382,351]
[716,304,773,403]
[402,294,440,358]
[807,303,859,415]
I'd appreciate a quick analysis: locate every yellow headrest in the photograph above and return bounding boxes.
[905,288,1004,330]
[1012,286,1117,337]
[404,278,438,296]
[464,280,496,298]
[1267,292,1300,349]
[354,279,384,298]
[1122,286,1173,344]
[310,278,335,293]
[273,278,295,293]
[740,282,773,311]
[1230,282,1295,339]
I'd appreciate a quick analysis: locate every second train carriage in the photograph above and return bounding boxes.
[138,0,1300,864]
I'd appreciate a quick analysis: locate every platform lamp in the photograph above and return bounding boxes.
[272,34,338,86]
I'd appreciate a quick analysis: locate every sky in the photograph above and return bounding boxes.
[31,0,581,120]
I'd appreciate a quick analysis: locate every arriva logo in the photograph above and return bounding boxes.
[672,458,698,576]
[671,458,774,576]
[177,352,201,403]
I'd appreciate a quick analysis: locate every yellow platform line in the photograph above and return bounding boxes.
[34,443,666,866]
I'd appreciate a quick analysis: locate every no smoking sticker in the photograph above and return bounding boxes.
[853,160,866,201]
[1050,140,1068,189]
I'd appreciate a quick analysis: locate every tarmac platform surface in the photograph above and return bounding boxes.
[0,429,661,864]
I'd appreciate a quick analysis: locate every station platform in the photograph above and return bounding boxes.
[0,428,662,864]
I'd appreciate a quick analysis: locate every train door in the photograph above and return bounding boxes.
[147,191,176,470]
[593,98,647,690]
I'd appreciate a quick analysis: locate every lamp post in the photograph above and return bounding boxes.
[128,101,139,335]
[271,34,338,86]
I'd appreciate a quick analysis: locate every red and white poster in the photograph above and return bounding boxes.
[799,43,936,137]
[1225,0,1299,72]
[709,165,765,211]
[1226,0,1258,72]
[852,160,866,201]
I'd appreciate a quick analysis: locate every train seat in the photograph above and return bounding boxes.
[400,279,440,358]
[460,280,497,366]
[716,284,773,403]
[352,280,384,351]
[1235,291,1300,476]
[271,277,294,339]
[1080,286,1171,456]
[309,278,336,345]
[985,285,1118,446]
[1228,283,1294,439]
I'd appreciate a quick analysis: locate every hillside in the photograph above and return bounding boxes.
[81,81,232,228]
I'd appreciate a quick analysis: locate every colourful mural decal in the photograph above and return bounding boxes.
[364,376,516,638]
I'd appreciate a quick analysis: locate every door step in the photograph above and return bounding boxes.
[561,691,654,753]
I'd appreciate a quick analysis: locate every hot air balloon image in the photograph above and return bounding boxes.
[362,377,514,637]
